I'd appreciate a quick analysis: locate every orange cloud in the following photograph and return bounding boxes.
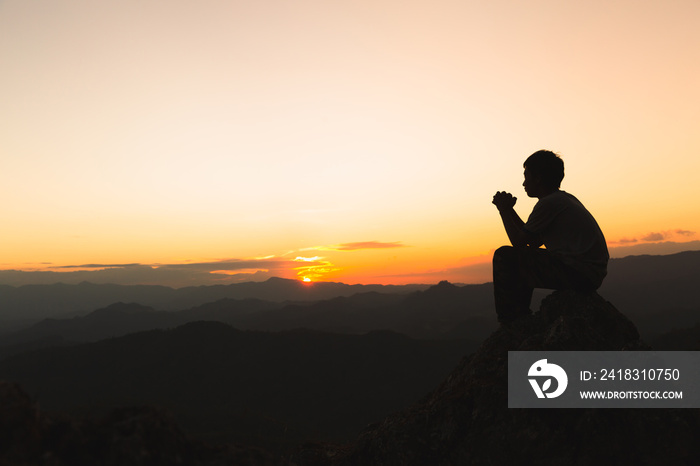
[611,229,696,245]
[676,229,696,237]
[317,241,406,251]
[293,258,340,282]
[640,229,696,242]
[294,256,323,262]
[641,232,666,242]
[209,268,269,276]
[2,257,302,287]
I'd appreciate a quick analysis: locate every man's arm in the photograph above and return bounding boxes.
[492,191,542,248]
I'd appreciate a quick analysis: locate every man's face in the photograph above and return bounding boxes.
[523,167,541,198]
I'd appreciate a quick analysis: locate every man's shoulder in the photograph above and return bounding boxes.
[543,189,574,199]
[537,190,580,207]
[534,190,569,207]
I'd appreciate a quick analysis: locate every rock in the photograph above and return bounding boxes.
[0,382,289,466]
[307,290,700,465]
[0,381,42,464]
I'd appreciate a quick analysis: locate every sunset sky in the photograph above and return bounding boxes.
[1,0,699,287]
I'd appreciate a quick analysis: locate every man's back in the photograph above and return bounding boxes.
[525,190,608,287]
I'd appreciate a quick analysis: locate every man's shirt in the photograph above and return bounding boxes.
[524,190,609,287]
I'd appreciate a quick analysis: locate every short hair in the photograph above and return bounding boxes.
[524,150,564,189]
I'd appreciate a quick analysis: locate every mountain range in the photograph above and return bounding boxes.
[2,251,700,359]
[0,282,495,360]
[0,277,430,325]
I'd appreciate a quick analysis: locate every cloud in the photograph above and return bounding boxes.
[0,257,304,288]
[608,240,700,258]
[641,232,666,242]
[293,258,339,281]
[54,263,143,269]
[158,258,293,272]
[639,229,696,243]
[294,256,323,262]
[611,229,696,246]
[0,248,353,287]
[675,229,695,237]
[318,241,406,251]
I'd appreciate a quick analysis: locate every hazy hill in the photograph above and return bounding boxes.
[2,250,700,344]
[0,322,475,452]
[599,250,700,338]
[601,250,700,311]
[0,283,496,358]
[0,278,430,324]
[0,299,282,355]
[237,281,495,339]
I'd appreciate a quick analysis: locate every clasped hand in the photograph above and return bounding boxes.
[492,191,517,211]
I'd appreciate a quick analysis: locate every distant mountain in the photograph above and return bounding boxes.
[235,281,496,339]
[2,249,700,343]
[599,250,700,339]
[1,299,281,352]
[0,321,475,452]
[601,250,700,310]
[0,283,496,358]
[0,278,430,324]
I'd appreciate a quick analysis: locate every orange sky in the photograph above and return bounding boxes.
[1,1,699,286]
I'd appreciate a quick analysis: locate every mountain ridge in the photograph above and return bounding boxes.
[0,277,431,323]
[0,283,496,359]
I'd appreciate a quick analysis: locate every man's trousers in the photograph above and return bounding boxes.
[492,246,595,322]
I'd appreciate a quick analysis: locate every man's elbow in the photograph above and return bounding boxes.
[510,231,530,248]
[511,237,528,248]
[514,230,541,248]
[526,235,544,248]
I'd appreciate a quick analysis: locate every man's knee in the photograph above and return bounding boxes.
[493,246,519,280]
[493,245,515,261]
[494,245,522,269]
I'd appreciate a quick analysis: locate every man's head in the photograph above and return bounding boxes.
[523,150,564,198]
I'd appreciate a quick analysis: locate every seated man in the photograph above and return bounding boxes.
[492,150,609,323]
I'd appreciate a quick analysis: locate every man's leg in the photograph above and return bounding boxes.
[493,246,591,322]
[493,246,533,322]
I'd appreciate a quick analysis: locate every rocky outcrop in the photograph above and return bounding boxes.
[0,381,288,466]
[299,291,700,465]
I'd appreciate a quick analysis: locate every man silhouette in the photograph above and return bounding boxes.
[492,150,608,323]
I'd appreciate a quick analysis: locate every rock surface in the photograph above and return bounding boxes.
[297,291,700,465]
[0,381,288,466]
